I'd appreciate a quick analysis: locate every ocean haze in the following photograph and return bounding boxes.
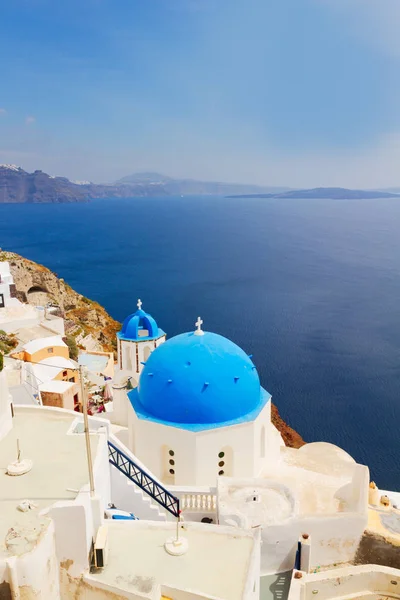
[1,196,400,489]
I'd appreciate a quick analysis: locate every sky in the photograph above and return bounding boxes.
[1,0,400,188]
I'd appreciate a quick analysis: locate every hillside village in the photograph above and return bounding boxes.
[1,253,400,600]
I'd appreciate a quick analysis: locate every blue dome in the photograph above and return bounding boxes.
[129,331,269,429]
[119,307,164,341]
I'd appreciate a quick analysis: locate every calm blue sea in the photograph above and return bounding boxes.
[1,197,400,490]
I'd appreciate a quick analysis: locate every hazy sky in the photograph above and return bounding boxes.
[1,0,400,187]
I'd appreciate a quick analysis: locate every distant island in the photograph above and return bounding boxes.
[1,165,399,203]
[226,187,400,200]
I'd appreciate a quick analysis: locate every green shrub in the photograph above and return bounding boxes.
[66,335,79,360]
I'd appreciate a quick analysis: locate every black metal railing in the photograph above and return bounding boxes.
[108,441,180,518]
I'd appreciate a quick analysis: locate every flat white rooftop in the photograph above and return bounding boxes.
[0,407,99,558]
[88,520,256,600]
[0,303,38,327]
[12,323,58,348]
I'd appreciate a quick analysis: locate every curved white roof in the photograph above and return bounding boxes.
[32,356,76,383]
[23,335,67,355]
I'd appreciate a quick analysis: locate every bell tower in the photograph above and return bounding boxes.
[112,300,166,427]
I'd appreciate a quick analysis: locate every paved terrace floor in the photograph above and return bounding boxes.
[0,408,99,557]
[88,520,255,600]
[260,443,362,516]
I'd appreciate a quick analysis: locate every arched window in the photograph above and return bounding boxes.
[218,446,233,477]
[260,426,266,459]
[161,445,176,484]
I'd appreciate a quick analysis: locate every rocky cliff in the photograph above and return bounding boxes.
[1,250,306,447]
[271,403,305,448]
[1,251,120,353]
[0,165,167,203]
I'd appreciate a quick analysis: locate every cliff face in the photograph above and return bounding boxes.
[1,251,120,353]
[271,403,305,448]
[0,165,167,203]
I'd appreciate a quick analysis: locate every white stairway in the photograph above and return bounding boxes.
[109,465,167,521]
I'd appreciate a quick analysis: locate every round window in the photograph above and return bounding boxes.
[169,469,175,475]
[218,452,225,458]
[218,470,224,476]
[218,461,225,467]
[169,459,175,466]
[169,450,175,456]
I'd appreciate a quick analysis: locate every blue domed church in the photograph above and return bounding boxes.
[114,304,281,487]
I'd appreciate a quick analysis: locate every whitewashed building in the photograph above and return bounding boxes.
[1,300,400,599]
[0,261,65,335]
[111,305,388,575]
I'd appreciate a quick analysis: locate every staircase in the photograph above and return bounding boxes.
[108,441,180,521]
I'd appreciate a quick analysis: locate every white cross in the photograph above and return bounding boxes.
[137,299,142,310]
[194,316,204,336]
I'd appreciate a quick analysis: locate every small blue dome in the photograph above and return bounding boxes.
[130,331,269,429]
[119,305,164,342]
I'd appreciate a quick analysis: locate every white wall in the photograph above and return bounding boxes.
[0,369,13,442]
[130,399,280,487]
[131,410,197,486]
[48,502,90,578]
[93,427,112,511]
[258,512,367,574]
[119,335,166,378]
[289,564,400,600]
[1,520,61,599]
[0,262,13,306]
[112,382,132,427]
[0,281,11,305]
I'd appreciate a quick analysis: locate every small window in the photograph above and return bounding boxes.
[218,451,225,458]
[218,470,224,476]
[219,461,225,467]
[169,459,175,465]
[47,348,54,354]
[69,377,75,383]
[169,469,175,475]
[63,370,68,377]
[169,450,175,456]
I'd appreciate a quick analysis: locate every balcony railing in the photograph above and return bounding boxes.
[169,486,217,514]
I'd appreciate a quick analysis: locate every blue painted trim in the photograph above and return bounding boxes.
[128,387,271,432]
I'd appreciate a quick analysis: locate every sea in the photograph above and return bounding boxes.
[1,196,400,490]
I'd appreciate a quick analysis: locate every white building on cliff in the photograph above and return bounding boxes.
[111,303,372,574]
[0,298,400,599]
